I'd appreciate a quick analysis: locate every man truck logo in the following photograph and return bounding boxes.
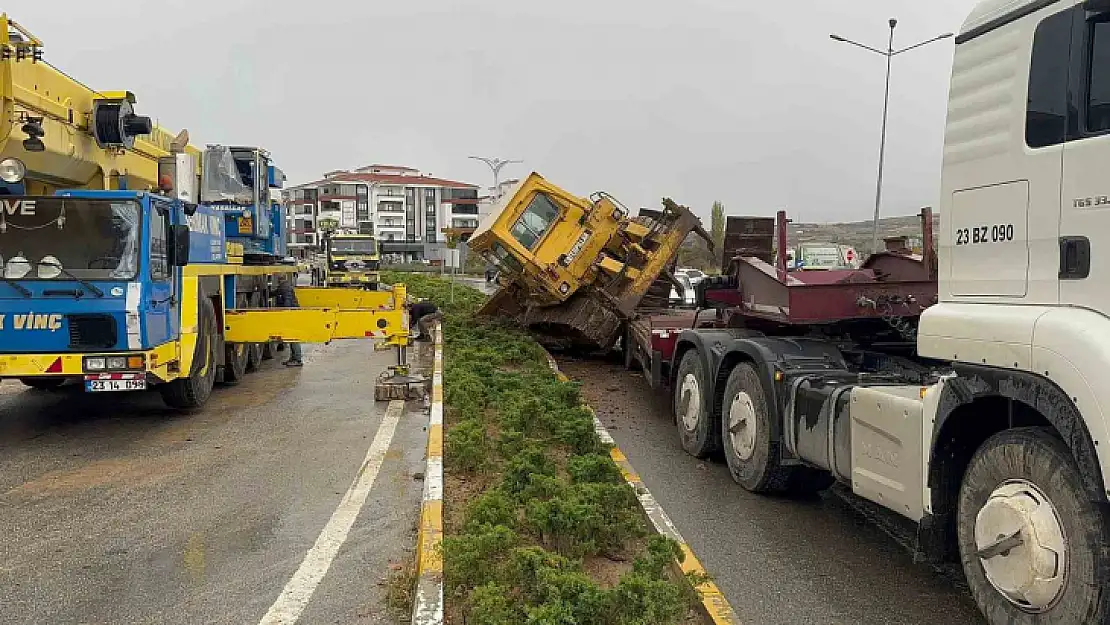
[0,313,63,332]
[1,199,36,215]
[561,231,591,266]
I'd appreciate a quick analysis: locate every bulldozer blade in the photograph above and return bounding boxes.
[477,286,524,318]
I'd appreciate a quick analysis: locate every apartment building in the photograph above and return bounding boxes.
[282,164,481,262]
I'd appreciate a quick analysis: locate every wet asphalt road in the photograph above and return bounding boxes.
[558,356,986,625]
[0,340,430,625]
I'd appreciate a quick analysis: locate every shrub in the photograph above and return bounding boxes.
[445,418,488,473]
[568,453,623,485]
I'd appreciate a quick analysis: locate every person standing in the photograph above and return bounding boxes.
[275,273,303,367]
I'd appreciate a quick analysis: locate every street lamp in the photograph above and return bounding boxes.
[468,155,522,200]
[830,19,953,254]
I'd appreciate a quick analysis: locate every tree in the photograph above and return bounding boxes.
[710,201,726,265]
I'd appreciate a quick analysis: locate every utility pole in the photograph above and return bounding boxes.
[830,20,952,253]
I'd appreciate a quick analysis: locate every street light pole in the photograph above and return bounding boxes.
[468,155,522,200]
[872,20,896,257]
[830,20,953,254]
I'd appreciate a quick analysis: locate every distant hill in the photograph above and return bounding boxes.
[788,212,940,253]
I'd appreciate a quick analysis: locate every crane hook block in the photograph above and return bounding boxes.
[92,97,153,150]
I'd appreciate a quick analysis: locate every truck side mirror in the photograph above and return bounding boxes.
[170,225,191,266]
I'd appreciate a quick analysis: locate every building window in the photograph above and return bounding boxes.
[1026,9,1073,148]
[1089,19,1110,133]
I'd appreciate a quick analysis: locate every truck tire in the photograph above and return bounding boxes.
[673,349,719,458]
[245,293,265,371]
[20,377,66,390]
[720,362,795,493]
[957,427,1110,624]
[262,340,279,360]
[160,297,218,410]
[220,342,249,386]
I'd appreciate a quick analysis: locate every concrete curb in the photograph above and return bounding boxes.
[544,352,742,625]
[411,324,444,625]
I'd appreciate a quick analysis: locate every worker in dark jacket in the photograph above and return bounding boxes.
[408,300,442,343]
[275,274,303,367]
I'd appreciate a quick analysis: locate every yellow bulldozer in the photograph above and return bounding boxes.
[468,172,710,349]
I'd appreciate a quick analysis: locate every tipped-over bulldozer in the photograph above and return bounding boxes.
[468,172,710,349]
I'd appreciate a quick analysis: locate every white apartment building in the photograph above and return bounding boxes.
[282,164,481,262]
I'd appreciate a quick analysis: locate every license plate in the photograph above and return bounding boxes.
[85,379,146,392]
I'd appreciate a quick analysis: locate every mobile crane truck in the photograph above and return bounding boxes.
[0,15,407,410]
[472,1,1110,622]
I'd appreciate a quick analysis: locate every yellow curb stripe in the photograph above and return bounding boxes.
[608,448,641,483]
[413,322,445,625]
[427,424,443,458]
[417,500,444,573]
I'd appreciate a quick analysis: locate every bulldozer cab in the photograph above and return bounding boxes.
[468,172,623,306]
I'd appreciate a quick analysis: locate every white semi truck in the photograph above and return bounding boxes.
[639,1,1110,623]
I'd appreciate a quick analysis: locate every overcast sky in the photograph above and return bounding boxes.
[17,0,978,222]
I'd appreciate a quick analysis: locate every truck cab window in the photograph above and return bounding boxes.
[1026,9,1073,148]
[1088,20,1110,133]
[150,211,169,280]
[511,193,559,250]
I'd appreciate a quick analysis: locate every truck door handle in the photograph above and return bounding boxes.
[1059,236,1091,280]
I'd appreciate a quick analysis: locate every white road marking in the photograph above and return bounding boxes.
[258,400,405,625]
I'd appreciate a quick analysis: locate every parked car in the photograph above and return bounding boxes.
[669,272,696,308]
[681,268,706,286]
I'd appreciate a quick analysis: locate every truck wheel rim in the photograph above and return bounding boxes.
[679,374,702,432]
[727,392,757,460]
[974,479,1067,612]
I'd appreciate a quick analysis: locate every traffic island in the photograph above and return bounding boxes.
[386,271,729,625]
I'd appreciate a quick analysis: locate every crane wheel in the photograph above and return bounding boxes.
[160,297,218,410]
[957,427,1110,624]
[245,293,265,371]
[220,343,249,386]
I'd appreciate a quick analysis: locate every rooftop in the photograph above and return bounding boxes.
[288,172,479,190]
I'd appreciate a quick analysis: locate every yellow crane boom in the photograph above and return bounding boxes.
[0,14,199,194]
